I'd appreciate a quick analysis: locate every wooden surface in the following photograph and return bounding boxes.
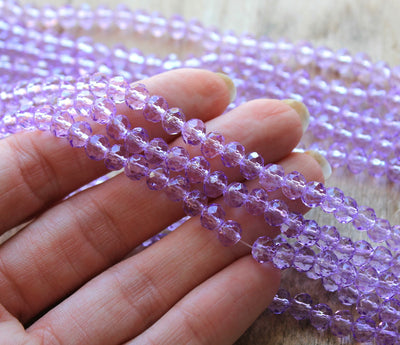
[26,0,400,344]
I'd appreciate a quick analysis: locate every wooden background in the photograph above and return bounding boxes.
[24,0,400,344]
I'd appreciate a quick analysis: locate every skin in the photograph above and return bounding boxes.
[0,69,323,345]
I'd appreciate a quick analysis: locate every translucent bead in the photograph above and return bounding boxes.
[185,156,210,183]
[91,97,116,124]
[281,171,306,200]
[239,152,264,180]
[50,111,74,137]
[333,237,355,262]
[201,132,225,159]
[293,246,315,272]
[310,304,332,331]
[376,272,398,299]
[85,135,110,161]
[68,121,92,148]
[89,72,108,98]
[301,181,326,208]
[200,204,225,230]
[317,225,340,249]
[264,199,289,227]
[297,219,320,247]
[182,118,206,145]
[74,90,94,117]
[124,127,150,154]
[353,316,376,343]
[376,322,398,345]
[125,154,148,180]
[352,205,376,231]
[162,107,185,135]
[244,188,268,216]
[268,289,291,314]
[386,225,400,251]
[125,82,149,110]
[107,76,127,103]
[224,182,248,208]
[368,151,386,177]
[351,240,373,266]
[204,171,228,198]
[347,148,367,174]
[330,310,353,338]
[369,246,392,274]
[379,298,400,323]
[272,242,294,269]
[281,212,304,238]
[221,142,245,167]
[259,164,284,192]
[106,114,131,140]
[143,95,168,123]
[314,250,338,277]
[387,158,400,184]
[144,138,168,166]
[146,167,169,191]
[166,146,189,172]
[357,293,380,317]
[334,196,358,223]
[217,220,242,246]
[355,266,379,294]
[332,262,357,288]
[367,218,391,243]
[327,142,347,168]
[338,286,358,306]
[252,236,276,263]
[289,293,312,320]
[183,190,207,217]
[164,176,190,202]
[322,275,339,292]
[104,145,127,170]
[34,105,54,131]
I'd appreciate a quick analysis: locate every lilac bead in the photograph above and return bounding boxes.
[106,114,131,140]
[379,298,400,323]
[124,127,150,154]
[293,246,315,272]
[272,242,294,269]
[144,138,168,166]
[125,83,149,111]
[201,132,225,159]
[125,154,148,180]
[146,167,169,191]
[74,90,94,117]
[107,76,127,103]
[289,293,312,320]
[347,148,367,174]
[368,151,386,177]
[182,118,206,145]
[353,316,376,343]
[334,196,358,223]
[386,225,400,251]
[387,158,400,183]
[185,156,210,183]
[143,95,168,123]
[376,272,398,299]
[34,105,54,131]
[183,190,207,216]
[162,107,185,135]
[332,262,357,288]
[281,171,306,200]
[85,135,110,161]
[104,144,127,170]
[301,181,326,208]
[333,236,355,262]
[310,304,332,331]
[268,289,291,314]
[355,266,379,294]
[89,72,108,98]
[367,218,391,243]
[224,182,248,208]
[317,225,340,249]
[351,240,373,266]
[320,187,344,213]
[221,142,245,167]
[200,204,225,230]
[369,246,392,274]
[357,293,380,317]
[376,322,398,345]
[204,171,228,198]
[259,164,284,192]
[322,275,339,292]
[298,219,320,247]
[338,286,358,306]
[264,199,289,227]
[314,250,338,277]
[244,188,268,216]
[68,121,92,148]
[217,220,242,246]
[91,97,116,124]
[327,143,347,168]
[352,206,376,231]
[164,176,190,202]
[50,111,74,138]
[330,310,353,338]
[252,236,275,263]
[166,146,189,172]
[239,152,264,180]
[281,212,305,238]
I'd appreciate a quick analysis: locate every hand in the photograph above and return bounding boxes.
[0,69,324,345]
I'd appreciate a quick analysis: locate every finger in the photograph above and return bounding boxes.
[0,68,232,233]
[129,256,280,345]
[27,153,323,345]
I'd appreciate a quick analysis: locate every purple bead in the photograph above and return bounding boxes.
[327,143,347,168]
[369,246,392,274]
[386,225,400,251]
[146,167,169,191]
[376,271,398,299]
[183,190,208,216]
[200,204,225,230]
[217,220,242,246]
[143,95,168,123]
[259,164,284,192]
[293,246,315,272]
[124,127,150,154]
[89,72,108,98]
[334,196,358,223]
[352,206,376,231]
[182,118,206,145]
[252,236,276,263]
[301,181,326,208]
[166,146,189,172]
[317,225,340,249]
[164,176,189,202]
[50,111,74,137]
[289,293,312,320]
[268,289,291,314]
[162,107,185,135]
[221,142,245,167]
[330,310,353,338]
[91,97,116,124]
[107,76,127,103]
[74,90,94,117]
[387,158,400,183]
[338,286,358,306]
[106,114,131,140]
[376,322,398,345]
[310,304,332,331]
[125,154,148,180]
[314,250,338,277]
[85,135,110,161]
[281,212,305,238]
[353,316,376,343]
[379,298,400,323]
[368,151,386,177]
[333,236,355,262]
[264,199,288,227]
[351,240,373,266]
[201,132,225,159]
[347,148,367,174]
[144,138,168,166]
[204,171,228,198]
[224,182,248,208]
[68,121,92,148]
[34,105,54,131]
[244,188,268,216]
[125,82,149,110]
[185,156,210,183]
[104,144,127,170]
[239,152,264,180]
[272,242,294,269]
[322,275,339,292]
[281,171,306,200]
[357,293,380,317]
[355,266,379,294]
[367,218,391,243]
[332,262,357,288]
[298,219,320,247]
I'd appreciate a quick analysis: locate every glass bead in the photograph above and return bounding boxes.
[85,135,110,161]
[91,97,116,124]
[162,107,185,135]
[106,114,131,140]
[144,138,168,166]
[259,164,284,192]
[338,286,358,306]
[376,272,398,299]
[34,105,54,131]
[146,167,169,191]
[386,225,400,251]
[217,220,242,246]
[74,90,93,118]
[330,310,353,338]
[347,148,367,174]
[107,76,127,103]
[185,156,210,184]
[334,196,358,223]
[313,250,338,277]
[331,262,357,288]
[289,293,312,320]
[166,146,189,172]
[68,121,92,148]
[124,127,150,154]
[351,240,373,267]
[368,151,386,177]
[357,293,380,317]
[379,298,400,324]
[164,176,189,202]
[317,225,340,249]
[355,266,379,294]
[301,181,326,208]
[367,218,391,243]
[281,171,306,200]
[268,289,291,314]
[263,199,288,227]
[182,118,206,145]
[327,143,347,168]
[333,237,355,262]
[293,246,315,272]
[89,72,108,98]
[376,322,398,345]
[221,142,245,167]
[183,190,208,217]
[387,158,400,184]
[244,188,268,216]
[143,95,168,123]
[322,275,339,292]
[104,144,127,170]
[224,182,248,208]
[281,212,304,238]
[272,242,294,269]
[125,154,148,180]
[200,204,225,231]
[352,206,376,231]
[239,152,264,180]
[125,83,149,110]
[252,236,275,263]
[201,132,225,159]
[50,111,74,138]
[297,219,320,247]
[310,304,332,331]
[204,171,228,198]
[369,246,392,274]
[353,316,376,343]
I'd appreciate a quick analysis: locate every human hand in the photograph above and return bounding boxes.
[0,69,324,345]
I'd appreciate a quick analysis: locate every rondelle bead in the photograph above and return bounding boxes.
[89,72,108,98]
[386,224,400,251]
[293,246,315,272]
[165,146,189,172]
[68,121,92,147]
[223,182,248,208]
[387,157,400,184]
[217,220,242,246]
[297,219,320,247]
[244,188,268,216]
[124,127,150,154]
[259,164,285,192]
[272,242,294,269]
[264,199,289,227]
[124,154,148,180]
[289,293,312,320]
[334,196,358,223]
[317,225,340,249]
[91,97,116,124]
[143,95,168,123]
[183,190,208,216]
[185,156,210,183]
[355,266,379,294]
[347,147,367,174]
[310,304,332,331]
[281,171,306,200]
[252,236,276,263]
[301,181,327,208]
[164,175,190,202]
[201,131,225,159]
[200,203,225,230]
[376,271,398,299]
[379,298,400,324]
[356,292,380,317]
[125,82,149,110]
[85,134,110,161]
[367,217,391,243]
[106,114,131,140]
[221,142,245,167]
[182,118,206,145]
[351,240,373,266]
[369,246,393,274]
[162,107,185,135]
[320,187,344,213]
[331,262,357,288]
[333,236,355,262]
[352,205,376,231]
[50,111,74,137]
[268,289,291,314]
[313,250,338,277]
[376,322,398,345]
[74,90,94,117]
[352,316,376,343]
[107,75,127,103]
[239,152,264,180]
[330,310,353,338]
[146,167,169,191]
[104,144,127,170]
[204,171,228,198]
[281,212,305,238]
[144,137,168,166]
[337,286,358,306]
[34,105,54,131]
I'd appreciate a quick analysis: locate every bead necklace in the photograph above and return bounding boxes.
[1,1,400,343]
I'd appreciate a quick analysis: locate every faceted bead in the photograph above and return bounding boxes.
[104,144,127,170]
[124,127,150,154]
[376,322,398,345]
[239,152,264,180]
[244,188,268,216]
[376,272,398,299]
[217,220,242,246]
[386,225,400,251]
[322,275,339,292]
[91,97,116,124]
[146,167,169,191]
[201,132,225,159]
[182,118,206,145]
[330,310,353,338]
[204,171,228,198]
[143,95,168,123]
[268,289,291,314]
[338,286,358,306]
[368,151,386,177]
[34,105,54,131]
[74,90,94,117]
[331,262,357,288]
[50,111,74,137]
[355,266,379,294]
[221,142,245,167]
[333,237,355,262]
[68,121,92,148]
[264,199,288,227]
[183,190,208,216]
[85,135,110,161]
[162,107,185,135]
[272,242,294,269]
[347,147,367,174]
[327,143,347,168]
[351,240,373,266]
[259,164,284,192]
[352,206,376,231]
[301,181,326,208]
[281,212,305,238]
[107,76,128,103]
[387,158,400,184]
[356,293,380,317]
[379,298,400,323]
[125,154,148,180]
[297,219,320,247]
[252,236,276,263]
[200,204,225,230]
[281,171,306,200]
[89,72,108,98]
[317,225,340,249]
[392,253,400,276]
[144,138,168,166]
[310,304,332,331]
[289,293,312,320]
[320,187,344,213]
[367,218,391,243]
[314,250,338,277]
[353,316,376,343]
[165,146,189,172]
[293,246,315,272]
[164,176,190,202]
[185,156,210,184]
[369,246,393,274]
[106,114,131,140]
[224,182,248,208]
[125,82,149,110]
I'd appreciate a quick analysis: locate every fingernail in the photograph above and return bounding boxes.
[282,99,310,133]
[215,72,237,102]
[305,150,332,180]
